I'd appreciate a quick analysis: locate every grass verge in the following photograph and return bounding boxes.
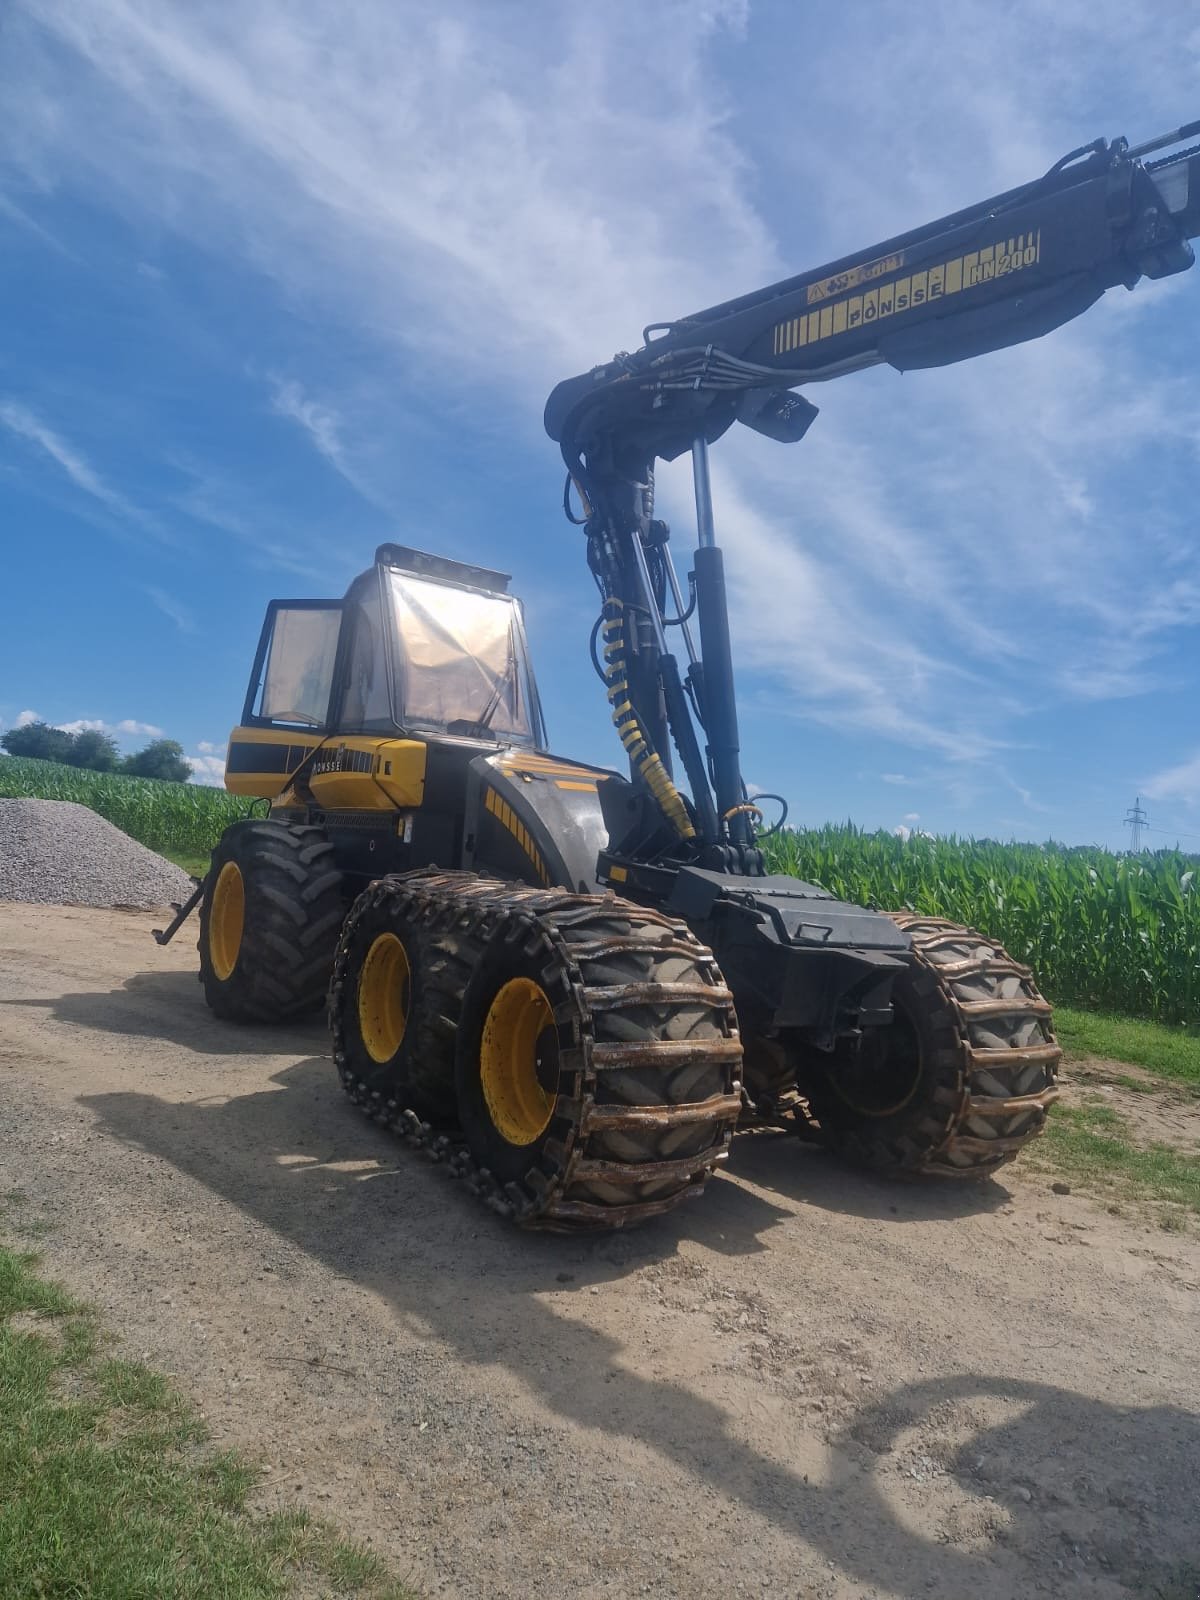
[0,1240,414,1599]
[1040,1101,1200,1223]
[1053,1005,1200,1090]
[159,849,211,880]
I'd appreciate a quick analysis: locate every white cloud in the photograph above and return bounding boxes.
[15,709,41,728]
[187,750,226,786]
[52,716,163,740]
[1143,754,1200,805]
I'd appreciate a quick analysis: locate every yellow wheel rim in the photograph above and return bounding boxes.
[480,978,557,1146]
[208,861,245,982]
[357,932,411,1064]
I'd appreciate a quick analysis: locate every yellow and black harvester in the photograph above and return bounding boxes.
[167,122,1200,1229]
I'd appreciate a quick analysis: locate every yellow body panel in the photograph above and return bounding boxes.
[224,727,426,808]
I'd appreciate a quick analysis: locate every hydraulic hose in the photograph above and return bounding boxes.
[601,599,696,842]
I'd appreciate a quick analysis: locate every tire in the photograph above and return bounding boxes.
[198,819,346,1023]
[453,894,742,1226]
[799,914,1060,1178]
[328,876,468,1125]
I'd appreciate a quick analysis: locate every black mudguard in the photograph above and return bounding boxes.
[464,749,614,892]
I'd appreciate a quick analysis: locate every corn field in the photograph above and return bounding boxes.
[0,756,256,858]
[763,824,1200,1025]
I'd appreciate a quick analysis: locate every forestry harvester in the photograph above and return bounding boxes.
[162,122,1200,1229]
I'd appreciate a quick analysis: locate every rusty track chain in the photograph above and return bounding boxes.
[883,912,1061,1175]
[330,869,743,1230]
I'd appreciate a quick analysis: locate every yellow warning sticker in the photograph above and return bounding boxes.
[774,231,1041,357]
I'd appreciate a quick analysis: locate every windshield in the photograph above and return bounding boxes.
[386,571,538,743]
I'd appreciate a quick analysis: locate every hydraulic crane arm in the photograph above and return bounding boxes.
[546,124,1200,472]
[542,123,1200,873]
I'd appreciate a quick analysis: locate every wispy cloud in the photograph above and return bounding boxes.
[1143,753,1200,806]
[267,376,371,498]
[0,193,72,256]
[0,396,166,541]
[0,399,133,516]
[143,585,197,634]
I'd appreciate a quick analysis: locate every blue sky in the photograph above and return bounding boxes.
[2,0,1200,848]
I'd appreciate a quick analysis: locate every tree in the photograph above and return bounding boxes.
[63,728,121,772]
[122,738,192,783]
[1,721,76,764]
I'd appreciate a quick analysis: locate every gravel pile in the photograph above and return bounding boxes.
[0,798,196,909]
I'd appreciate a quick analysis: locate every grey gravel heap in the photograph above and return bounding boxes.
[0,798,195,909]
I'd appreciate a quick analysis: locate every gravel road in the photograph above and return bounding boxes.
[2,902,1198,1599]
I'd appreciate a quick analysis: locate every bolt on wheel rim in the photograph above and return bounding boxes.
[209,861,245,981]
[480,977,558,1146]
[358,932,411,1064]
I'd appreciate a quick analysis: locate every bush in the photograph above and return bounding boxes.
[63,729,120,772]
[1,722,76,764]
[122,738,192,783]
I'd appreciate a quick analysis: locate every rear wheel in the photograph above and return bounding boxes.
[798,914,1060,1177]
[198,820,345,1023]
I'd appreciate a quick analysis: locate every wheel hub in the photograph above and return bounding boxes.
[358,932,411,1064]
[208,861,245,981]
[480,977,557,1146]
[828,1013,923,1118]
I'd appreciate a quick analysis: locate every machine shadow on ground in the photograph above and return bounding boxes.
[67,977,1200,1598]
[7,969,327,1056]
[30,969,1015,1227]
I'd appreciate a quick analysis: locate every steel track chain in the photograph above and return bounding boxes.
[791,912,1061,1175]
[330,869,743,1231]
[883,912,1061,1174]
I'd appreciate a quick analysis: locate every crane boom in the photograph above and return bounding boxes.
[546,125,1200,472]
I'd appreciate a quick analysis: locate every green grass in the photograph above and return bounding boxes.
[1053,1006,1200,1090]
[159,849,213,880]
[0,1239,414,1599]
[0,754,256,859]
[1040,1101,1200,1218]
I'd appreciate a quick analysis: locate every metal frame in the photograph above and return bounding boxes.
[240,598,345,731]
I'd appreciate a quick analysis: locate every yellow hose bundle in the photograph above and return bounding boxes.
[601,599,695,841]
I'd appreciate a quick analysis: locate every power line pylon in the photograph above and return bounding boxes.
[1124,796,1148,853]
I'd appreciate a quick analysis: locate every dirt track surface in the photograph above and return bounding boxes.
[2,903,1198,1600]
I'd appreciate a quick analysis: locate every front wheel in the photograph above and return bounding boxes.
[198,820,345,1023]
[798,914,1061,1178]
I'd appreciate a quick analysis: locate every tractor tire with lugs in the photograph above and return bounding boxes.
[329,869,744,1230]
[329,873,472,1126]
[198,819,345,1024]
[799,913,1060,1177]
